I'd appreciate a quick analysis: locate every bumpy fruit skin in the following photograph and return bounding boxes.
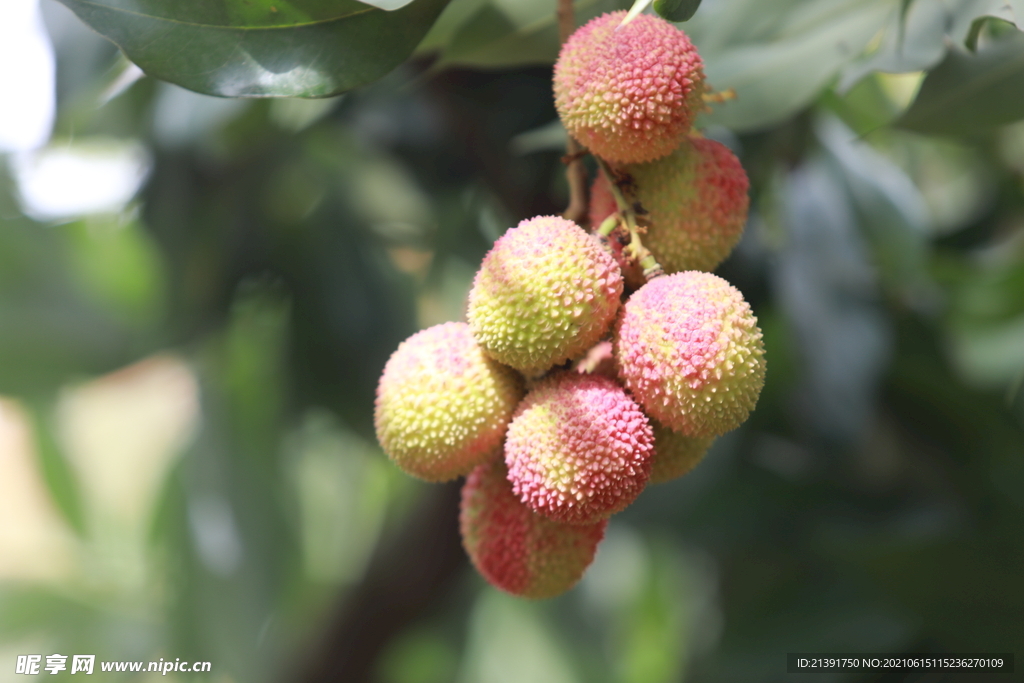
[460,458,606,599]
[590,137,749,274]
[505,373,653,525]
[554,11,705,164]
[650,422,714,484]
[375,322,524,482]
[468,216,623,375]
[615,272,765,437]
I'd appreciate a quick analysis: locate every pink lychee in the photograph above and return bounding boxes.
[460,458,607,599]
[504,373,653,525]
[554,11,705,164]
[615,272,765,437]
[590,136,749,274]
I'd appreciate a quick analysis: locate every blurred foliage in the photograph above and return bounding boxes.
[896,20,1024,135]
[55,0,452,97]
[1,0,1024,682]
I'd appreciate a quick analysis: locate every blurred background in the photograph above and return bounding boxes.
[1,0,1022,681]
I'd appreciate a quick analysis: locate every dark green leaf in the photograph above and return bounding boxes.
[896,30,1024,135]
[963,15,1019,51]
[965,15,988,51]
[24,400,86,536]
[55,0,451,98]
[654,0,701,22]
[428,0,629,69]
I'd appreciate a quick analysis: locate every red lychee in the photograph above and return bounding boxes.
[615,272,765,437]
[504,373,653,525]
[554,11,705,164]
[590,136,749,274]
[460,458,606,599]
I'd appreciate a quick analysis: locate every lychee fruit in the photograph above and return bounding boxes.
[460,458,606,599]
[375,322,524,482]
[615,271,765,438]
[650,422,714,484]
[590,137,749,274]
[504,373,653,525]
[554,11,705,164]
[467,216,623,375]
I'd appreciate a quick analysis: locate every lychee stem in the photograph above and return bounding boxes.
[597,214,618,237]
[556,0,575,42]
[595,156,664,281]
[697,88,738,118]
[702,88,737,105]
[621,0,654,27]
[558,0,588,225]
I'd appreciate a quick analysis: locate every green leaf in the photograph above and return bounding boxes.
[896,30,1024,135]
[696,0,895,132]
[839,0,1015,90]
[55,0,451,98]
[429,0,629,69]
[0,215,154,396]
[24,399,86,536]
[64,217,166,327]
[654,0,702,22]
[816,115,934,301]
[964,15,988,51]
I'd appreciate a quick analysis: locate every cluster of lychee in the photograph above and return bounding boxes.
[374,10,765,599]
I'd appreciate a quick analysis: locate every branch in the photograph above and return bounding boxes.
[292,482,465,683]
[558,0,588,225]
[557,0,575,43]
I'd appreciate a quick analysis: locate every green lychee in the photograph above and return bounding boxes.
[468,216,623,375]
[615,272,765,437]
[650,422,714,484]
[590,136,749,274]
[504,373,653,525]
[554,11,705,164]
[460,458,606,599]
[374,322,524,482]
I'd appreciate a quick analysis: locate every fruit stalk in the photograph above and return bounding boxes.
[595,156,664,280]
[558,0,588,224]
